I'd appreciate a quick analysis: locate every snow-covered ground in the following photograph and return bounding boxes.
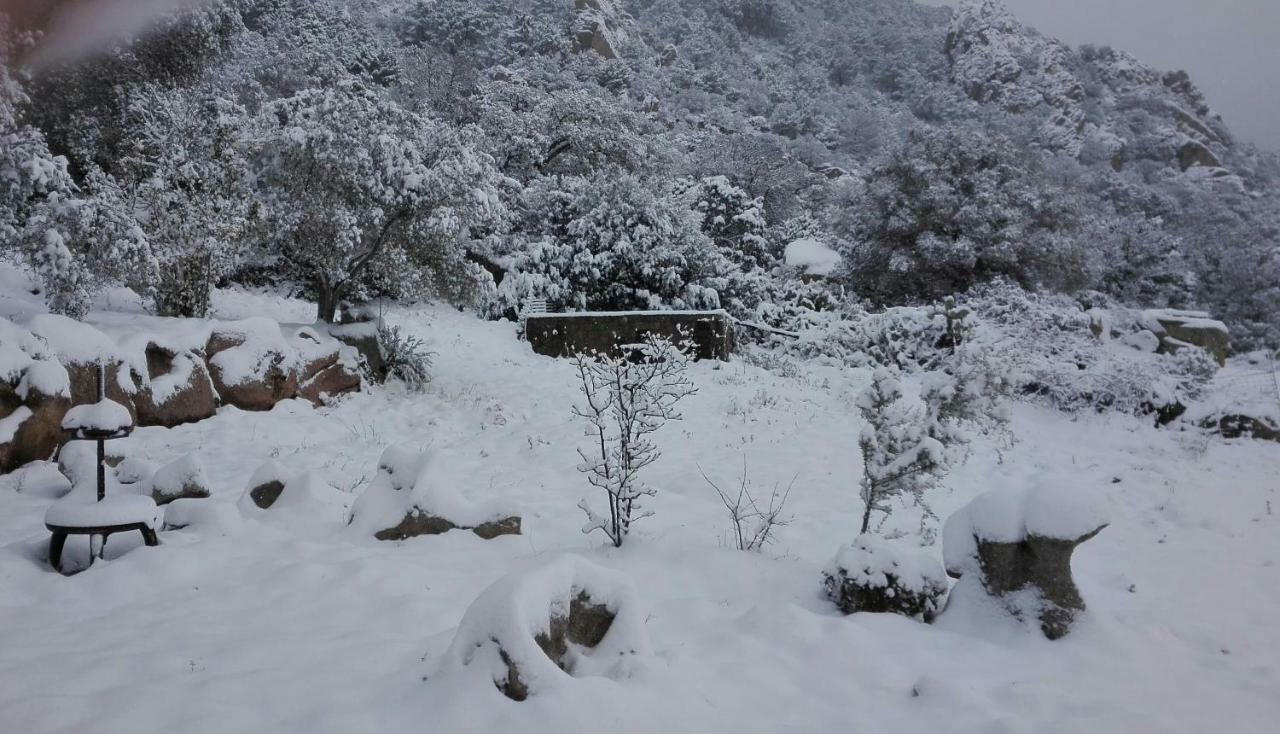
[1,284,1278,733]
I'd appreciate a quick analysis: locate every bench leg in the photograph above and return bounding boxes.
[49,532,67,573]
[141,526,159,547]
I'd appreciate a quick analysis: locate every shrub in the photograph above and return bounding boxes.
[377,323,434,391]
[823,535,948,621]
[572,333,697,547]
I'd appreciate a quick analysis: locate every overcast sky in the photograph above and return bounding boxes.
[933,0,1280,150]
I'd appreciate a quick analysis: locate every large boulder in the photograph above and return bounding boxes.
[132,341,218,428]
[349,445,521,541]
[433,556,651,701]
[26,314,137,418]
[206,319,299,411]
[572,0,629,60]
[323,321,385,383]
[1140,309,1229,366]
[941,483,1109,640]
[0,359,71,473]
[823,535,949,622]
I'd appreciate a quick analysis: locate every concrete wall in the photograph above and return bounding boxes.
[525,311,734,361]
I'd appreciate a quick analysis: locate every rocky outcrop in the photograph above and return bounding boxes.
[572,0,630,60]
[133,342,219,427]
[1140,309,1229,365]
[0,360,72,473]
[323,321,385,383]
[206,320,299,411]
[3,316,363,476]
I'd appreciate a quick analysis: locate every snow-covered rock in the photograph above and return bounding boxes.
[162,497,243,534]
[1139,309,1229,366]
[433,556,651,701]
[206,319,299,411]
[25,314,138,417]
[349,445,521,541]
[941,480,1110,639]
[8,460,72,498]
[245,471,350,528]
[238,461,292,511]
[131,340,219,428]
[148,454,211,505]
[823,535,949,621]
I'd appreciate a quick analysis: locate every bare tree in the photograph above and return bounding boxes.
[573,334,697,547]
[700,458,794,552]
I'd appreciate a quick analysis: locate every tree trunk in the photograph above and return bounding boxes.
[860,496,873,535]
[316,284,342,323]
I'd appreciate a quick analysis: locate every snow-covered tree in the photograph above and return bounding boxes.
[16,168,157,319]
[1,29,72,247]
[841,126,1086,304]
[119,85,254,317]
[252,78,507,321]
[487,170,726,317]
[856,368,947,534]
[573,333,697,547]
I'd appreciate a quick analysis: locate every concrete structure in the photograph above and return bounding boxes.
[525,310,734,361]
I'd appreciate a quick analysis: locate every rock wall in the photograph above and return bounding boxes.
[0,316,365,475]
[525,310,734,361]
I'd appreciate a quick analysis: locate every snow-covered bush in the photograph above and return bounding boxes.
[573,333,697,547]
[823,534,948,621]
[377,324,433,392]
[856,368,947,534]
[484,171,727,318]
[963,283,1216,416]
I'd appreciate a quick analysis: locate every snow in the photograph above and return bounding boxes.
[943,481,1110,577]
[16,358,70,399]
[431,555,651,699]
[0,317,44,382]
[207,317,296,386]
[524,309,730,319]
[44,493,161,529]
[8,461,72,499]
[348,444,515,534]
[1140,309,1229,335]
[0,406,32,444]
[0,292,1277,733]
[826,534,947,594]
[149,454,208,500]
[784,238,842,277]
[60,398,133,434]
[24,312,122,366]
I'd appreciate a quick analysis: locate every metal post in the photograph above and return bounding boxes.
[96,363,106,503]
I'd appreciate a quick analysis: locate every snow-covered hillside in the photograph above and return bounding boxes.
[1,285,1277,733]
